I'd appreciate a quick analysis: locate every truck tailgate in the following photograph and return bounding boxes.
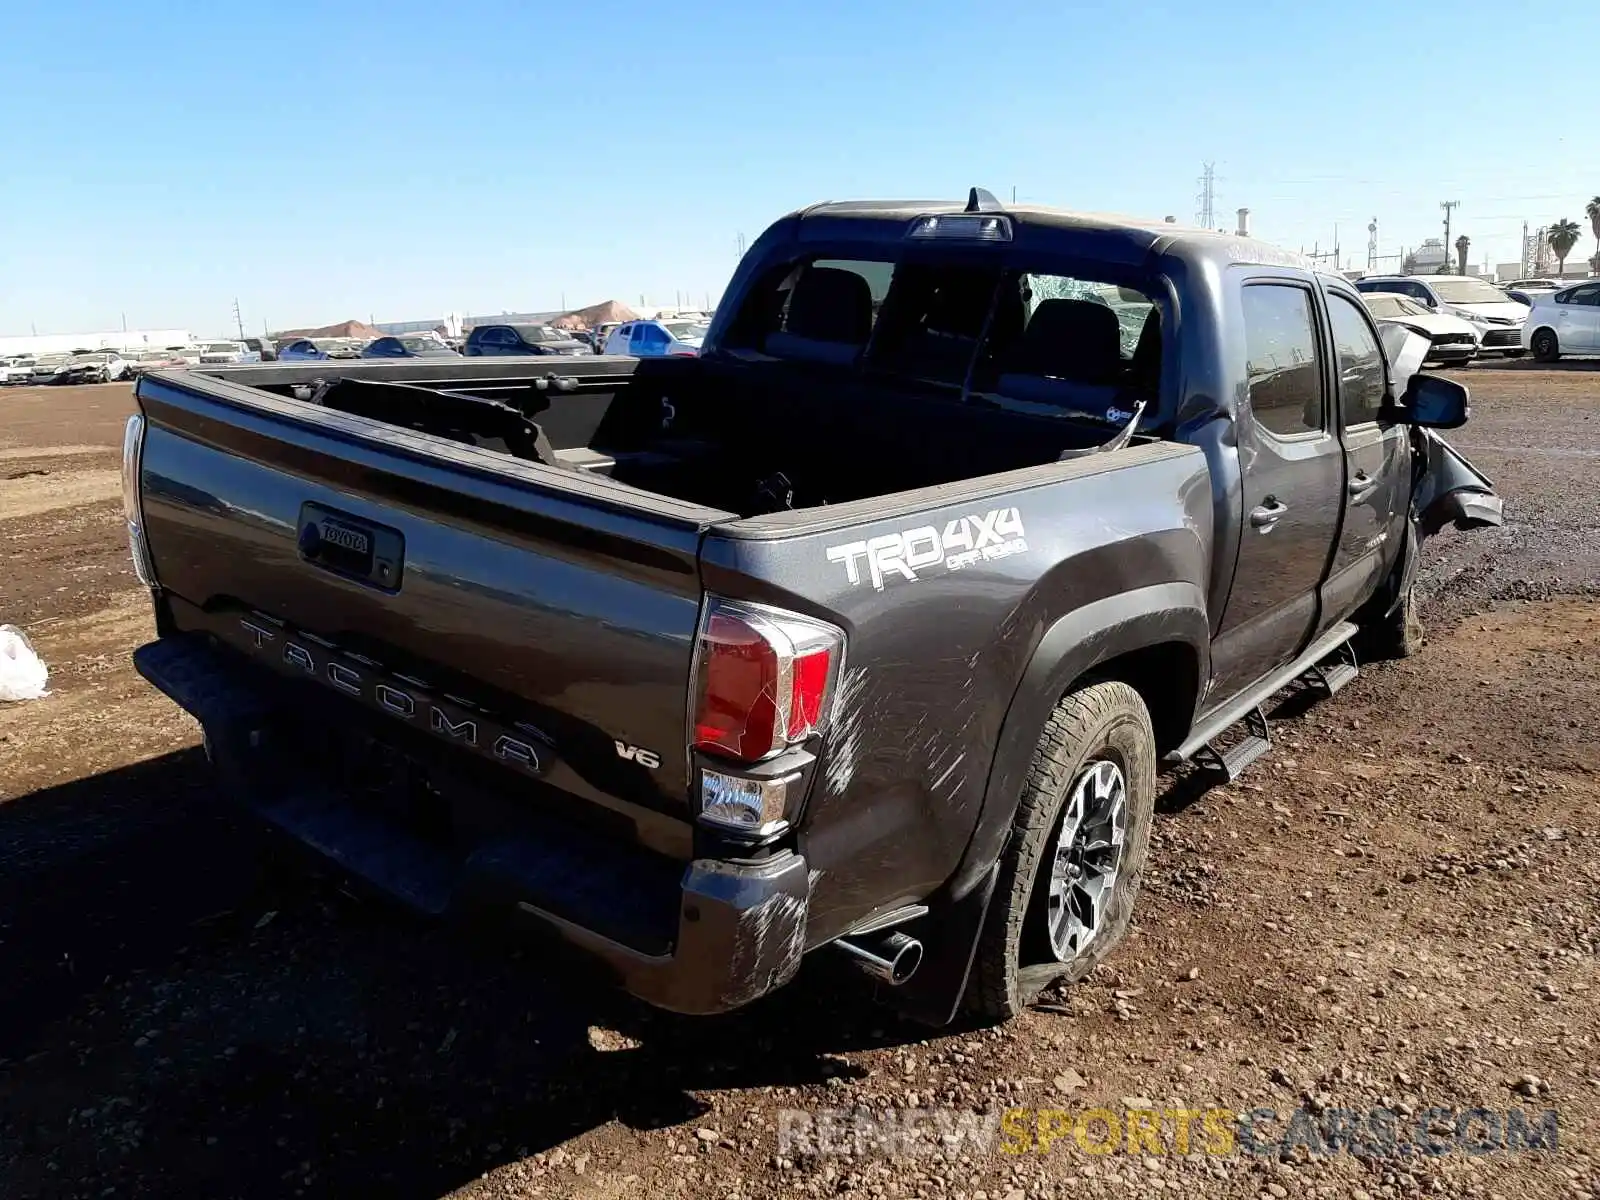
[135,373,728,834]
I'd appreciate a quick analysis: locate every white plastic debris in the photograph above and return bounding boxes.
[0,625,49,701]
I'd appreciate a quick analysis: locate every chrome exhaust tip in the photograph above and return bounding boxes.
[835,931,923,986]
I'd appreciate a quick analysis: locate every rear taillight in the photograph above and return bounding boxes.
[121,414,157,590]
[691,598,844,763]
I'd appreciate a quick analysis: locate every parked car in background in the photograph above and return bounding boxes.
[1360,292,1479,366]
[48,351,130,384]
[463,323,590,357]
[277,339,330,362]
[29,354,73,381]
[1520,281,1600,362]
[1355,275,1526,356]
[242,336,278,362]
[602,317,708,357]
[1503,278,1563,292]
[2,356,38,384]
[127,349,190,377]
[196,341,260,366]
[591,322,622,353]
[361,335,463,359]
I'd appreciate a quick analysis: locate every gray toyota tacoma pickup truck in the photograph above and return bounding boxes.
[125,190,1501,1024]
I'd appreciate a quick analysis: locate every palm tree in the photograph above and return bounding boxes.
[1548,219,1582,276]
[1455,235,1471,276]
[1587,197,1600,274]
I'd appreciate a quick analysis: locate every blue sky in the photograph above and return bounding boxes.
[1,0,1596,337]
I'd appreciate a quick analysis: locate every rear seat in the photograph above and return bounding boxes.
[763,267,874,365]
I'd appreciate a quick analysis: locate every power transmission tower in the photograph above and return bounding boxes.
[1440,201,1460,274]
[1367,218,1379,271]
[1195,162,1216,229]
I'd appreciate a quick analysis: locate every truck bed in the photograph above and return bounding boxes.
[192,355,1143,517]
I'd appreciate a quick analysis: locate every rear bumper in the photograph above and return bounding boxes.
[133,634,811,1015]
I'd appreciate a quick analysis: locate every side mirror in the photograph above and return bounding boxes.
[1384,373,1470,429]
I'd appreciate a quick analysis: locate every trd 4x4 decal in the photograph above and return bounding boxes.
[826,508,1028,590]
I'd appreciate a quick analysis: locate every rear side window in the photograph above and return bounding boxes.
[1326,293,1386,427]
[1241,283,1324,438]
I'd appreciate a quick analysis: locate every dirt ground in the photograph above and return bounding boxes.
[0,370,1596,1200]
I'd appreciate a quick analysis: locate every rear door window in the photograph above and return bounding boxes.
[1326,293,1387,427]
[1241,283,1325,438]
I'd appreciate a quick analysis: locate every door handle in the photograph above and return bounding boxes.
[1347,471,1377,499]
[1249,500,1288,530]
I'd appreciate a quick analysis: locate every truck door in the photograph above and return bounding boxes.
[1212,278,1345,699]
[1320,289,1408,627]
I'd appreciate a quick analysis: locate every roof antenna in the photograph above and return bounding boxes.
[966,187,1002,213]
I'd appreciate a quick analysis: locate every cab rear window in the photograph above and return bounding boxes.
[725,254,1163,418]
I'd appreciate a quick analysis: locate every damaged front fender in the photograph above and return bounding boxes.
[1378,324,1504,540]
[1414,429,1504,539]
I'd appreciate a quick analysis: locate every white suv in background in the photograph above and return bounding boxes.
[602,318,708,357]
[2,356,37,384]
[1521,281,1600,362]
[196,341,261,365]
[1355,275,1527,357]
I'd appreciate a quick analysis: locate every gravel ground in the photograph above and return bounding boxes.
[0,367,1596,1200]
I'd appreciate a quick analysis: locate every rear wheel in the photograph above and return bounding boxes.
[965,681,1156,1022]
[1530,328,1560,363]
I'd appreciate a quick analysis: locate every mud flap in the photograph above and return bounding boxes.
[1414,429,1504,539]
[887,862,1000,1026]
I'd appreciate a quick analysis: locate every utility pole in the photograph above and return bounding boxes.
[735,232,747,260]
[1440,201,1460,274]
[1195,162,1216,230]
[232,298,245,340]
[1367,218,1379,272]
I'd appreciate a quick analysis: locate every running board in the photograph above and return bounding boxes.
[1168,620,1361,767]
[1302,639,1359,696]
[1193,705,1272,781]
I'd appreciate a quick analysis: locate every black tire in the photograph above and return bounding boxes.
[1530,328,1560,363]
[1358,522,1423,660]
[965,681,1156,1022]
[1365,577,1422,659]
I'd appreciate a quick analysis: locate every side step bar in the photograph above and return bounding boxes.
[1168,620,1361,776]
[1194,705,1271,782]
[1302,639,1359,696]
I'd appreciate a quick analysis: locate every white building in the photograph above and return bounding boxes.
[0,328,197,359]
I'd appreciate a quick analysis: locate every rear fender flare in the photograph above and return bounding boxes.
[948,582,1209,900]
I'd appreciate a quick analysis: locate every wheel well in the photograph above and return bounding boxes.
[1083,642,1200,758]
[1533,325,1557,340]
